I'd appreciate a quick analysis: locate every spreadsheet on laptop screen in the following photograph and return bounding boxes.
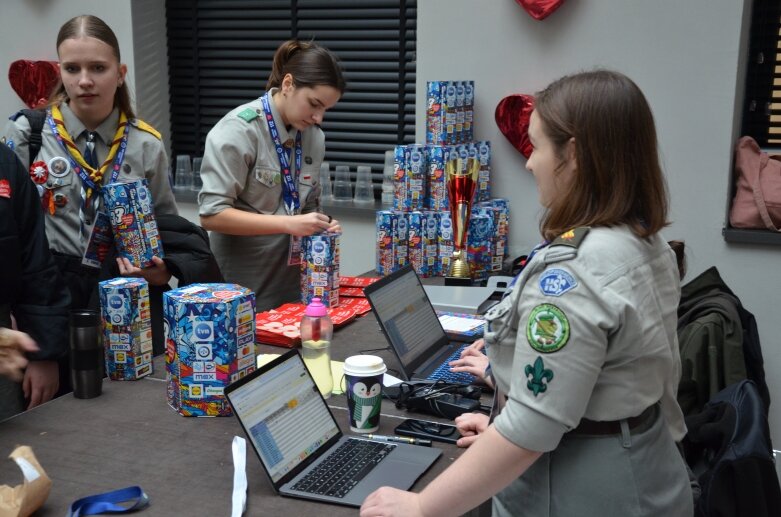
[228,358,339,483]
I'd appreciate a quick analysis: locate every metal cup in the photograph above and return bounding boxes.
[69,310,104,399]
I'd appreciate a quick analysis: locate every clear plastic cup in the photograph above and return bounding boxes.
[353,165,374,204]
[332,165,352,201]
[191,157,203,192]
[320,161,333,201]
[174,154,192,190]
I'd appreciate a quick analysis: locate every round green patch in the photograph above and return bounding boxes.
[526,303,570,353]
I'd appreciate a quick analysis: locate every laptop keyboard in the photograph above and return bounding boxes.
[290,439,396,498]
[427,346,477,384]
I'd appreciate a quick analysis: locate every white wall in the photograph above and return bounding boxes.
[414,0,781,444]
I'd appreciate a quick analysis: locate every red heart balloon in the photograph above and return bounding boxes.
[495,94,535,159]
[515,0,565,21]
[8,60,60,109]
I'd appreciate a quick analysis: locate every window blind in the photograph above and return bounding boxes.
[741,0,781,146]
[165,0,417,196]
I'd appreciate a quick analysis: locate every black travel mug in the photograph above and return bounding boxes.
[69,310,104,399]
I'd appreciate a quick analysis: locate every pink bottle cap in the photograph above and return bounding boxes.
[305,297,328,317]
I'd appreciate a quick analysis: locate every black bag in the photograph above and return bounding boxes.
[683,380,781,517]
[19,108,46,167]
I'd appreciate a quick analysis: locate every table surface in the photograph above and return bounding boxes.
[0,305,488,517]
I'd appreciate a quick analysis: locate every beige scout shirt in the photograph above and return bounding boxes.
[198,89,323,310]
[2,103,178,258]
[484,225,686,453]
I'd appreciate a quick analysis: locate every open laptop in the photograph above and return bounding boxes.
[363,265,479,385]
[225,349,441,507]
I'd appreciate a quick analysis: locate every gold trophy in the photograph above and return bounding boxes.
[445,157,480,285]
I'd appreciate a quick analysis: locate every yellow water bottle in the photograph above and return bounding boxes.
[300,297,333,398]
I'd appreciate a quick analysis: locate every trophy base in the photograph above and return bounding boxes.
[444,276,473,287]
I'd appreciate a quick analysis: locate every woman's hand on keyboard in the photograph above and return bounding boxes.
[449,340,493,388]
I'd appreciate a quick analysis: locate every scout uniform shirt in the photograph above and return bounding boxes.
[2,103,178,258]
[484,225,686,452]
[482,225,691,516]
[198,89,323,311]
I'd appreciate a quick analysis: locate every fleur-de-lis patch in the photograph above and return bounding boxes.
[525,356,553,396]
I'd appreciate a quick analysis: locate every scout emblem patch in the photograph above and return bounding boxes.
[0,179,10,198]
[539,268,577,297]
[526,303,570,353]
[29,160,48,184]
[48,156,70,178]
[525,357,553,396]
[550,227,590,248]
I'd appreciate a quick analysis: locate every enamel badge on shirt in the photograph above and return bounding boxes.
[539,268,577,297]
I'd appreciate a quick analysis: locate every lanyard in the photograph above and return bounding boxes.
[47,106,130,198]
[67,486,149,517]
[260,92,302,215]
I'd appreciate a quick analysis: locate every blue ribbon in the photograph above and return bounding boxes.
[505,240,550,295]
[67,486,149,517]
[260,92,302,215]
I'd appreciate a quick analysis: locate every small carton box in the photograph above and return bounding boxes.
[98,277,153,380]
[301,232,341,307]
[376,210,398,275]
[164,283,256,417]
[103,179,163,268]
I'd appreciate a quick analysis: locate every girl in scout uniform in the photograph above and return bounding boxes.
[198,40,345,311]
[361,70,692,517]
[2,15,178,310]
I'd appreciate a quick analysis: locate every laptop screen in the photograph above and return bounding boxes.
[364,267,449,374]
[226,352,340,484]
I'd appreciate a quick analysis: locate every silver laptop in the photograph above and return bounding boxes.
[363,266,477,385]
[225,349,441,507]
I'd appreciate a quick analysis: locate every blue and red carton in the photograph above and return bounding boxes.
[164,283,256,417]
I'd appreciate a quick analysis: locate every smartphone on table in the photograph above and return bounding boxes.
[394,418,462,445]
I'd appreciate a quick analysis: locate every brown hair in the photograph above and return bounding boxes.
[48,15,135,119]
[266,40,346,93]
[534,70,669,241]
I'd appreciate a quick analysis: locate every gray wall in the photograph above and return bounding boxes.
[2,0,779,447]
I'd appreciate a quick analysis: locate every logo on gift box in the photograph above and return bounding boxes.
[196,343,213,360]
[193,321,213,341]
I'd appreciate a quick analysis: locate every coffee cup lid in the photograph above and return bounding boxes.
[343,355,387,376]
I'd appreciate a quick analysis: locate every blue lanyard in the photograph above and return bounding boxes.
[67,486,149,517]
[260,92,302,215]
[46,111,129,193]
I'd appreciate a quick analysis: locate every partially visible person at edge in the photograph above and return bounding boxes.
[0,142,69,420]
[360,70,692,517]
[198,39,344,311]
[1,15,178,390]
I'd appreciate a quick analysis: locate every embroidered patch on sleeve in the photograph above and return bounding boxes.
[525,356,553,396]
[539,268,578,297]
[237,108,259,122]
[526,303,570,353]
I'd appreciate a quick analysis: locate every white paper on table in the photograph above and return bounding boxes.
[438,314,484,333]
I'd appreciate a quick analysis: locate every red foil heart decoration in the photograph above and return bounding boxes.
[515,0,565,21]
[495,94,535,159]
[8,60,60,109]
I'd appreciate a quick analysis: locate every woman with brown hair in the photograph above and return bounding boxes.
[361,70,692,516]
[2,14,178,309]
[198,39,345,310]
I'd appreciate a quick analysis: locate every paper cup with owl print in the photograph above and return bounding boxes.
[344,355,387,433]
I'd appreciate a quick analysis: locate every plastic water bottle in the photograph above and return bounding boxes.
[300,297,334,398]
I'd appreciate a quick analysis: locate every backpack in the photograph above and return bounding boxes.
[683,380,781,517]
[13,108,46,167]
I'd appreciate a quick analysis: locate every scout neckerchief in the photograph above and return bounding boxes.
[260,92,302,216]
[47,105,130,242]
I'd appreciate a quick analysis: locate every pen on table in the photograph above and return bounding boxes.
[367,434,432,447]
